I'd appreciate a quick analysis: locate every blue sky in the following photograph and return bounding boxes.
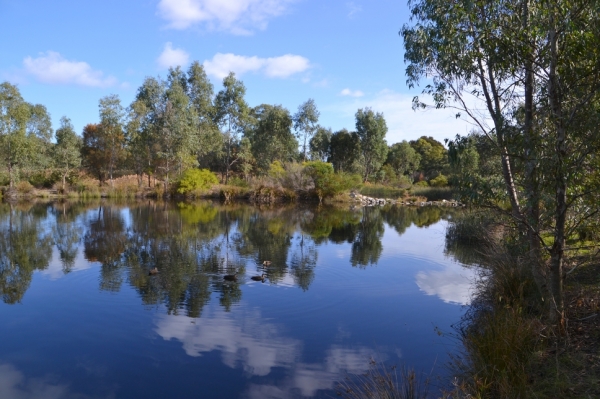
[0,0,469,144]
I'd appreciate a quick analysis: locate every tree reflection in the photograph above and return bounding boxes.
[351,207,385,268]
[52,202,83,273]
[83,206,127,291]
[0,204,52,303]
[0,198,466,311]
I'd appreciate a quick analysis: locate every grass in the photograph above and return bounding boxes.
[360,184,407,199]
[336,359,430,399]
[410,186,454,201]
[445,213,600,399]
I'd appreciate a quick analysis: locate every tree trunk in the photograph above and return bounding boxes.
[547,21,566,326]
[522,0,546,297]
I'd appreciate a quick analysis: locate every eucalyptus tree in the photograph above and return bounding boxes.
[355,108,388,182]
[402,0,600,321]
[386,141,421,177]
[409,136,447,179]
[158,70,198,190]
[215,72,249,184]
[0,82,45,188]
[53,116,82,191]
[309,127,332,162]
[98,94,126,187]
[293,99,320,161]
[187,62,222,162]
[328,129,362,174]
[127,77,165,187]
[25,103,53,173]
[246,104,298,173]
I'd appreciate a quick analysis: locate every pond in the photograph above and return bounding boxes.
[0,201,477,399]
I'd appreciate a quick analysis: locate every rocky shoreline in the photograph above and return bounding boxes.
[350,192,464,207]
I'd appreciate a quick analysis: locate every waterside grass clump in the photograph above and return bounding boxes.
[336,359,430,399]
[445,212,600,399]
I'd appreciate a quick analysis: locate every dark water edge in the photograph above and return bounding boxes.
[0,200,476,398]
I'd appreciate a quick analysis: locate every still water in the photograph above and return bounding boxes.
[0,201,476,398]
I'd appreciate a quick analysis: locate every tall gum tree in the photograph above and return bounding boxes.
[215,72,249,184]
[402,0,600,323]
[293,99,320,162]
[355,108,388,182]
[53,116,82,191]
[98,95,126,187]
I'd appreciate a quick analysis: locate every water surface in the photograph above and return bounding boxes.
[0,201,476,398]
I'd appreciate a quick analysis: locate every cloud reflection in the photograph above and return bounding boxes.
[0,363,110,399]
[155,309,376,397]
[155,308,299,376]
[415,263,478,305]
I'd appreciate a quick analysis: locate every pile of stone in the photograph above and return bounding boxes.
[349,192,464,207]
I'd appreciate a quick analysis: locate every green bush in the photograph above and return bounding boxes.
[177,169,219,194]
[429,174,448,187]
[304,161,360,201]
[228,176,249,188]
[414,180,429,187]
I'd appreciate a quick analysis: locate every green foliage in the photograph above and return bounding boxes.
[176,168,218,194]
[409,136,448,180]
[228,176,249,188]
[386,141,421,177]
[268,160,286,179]
[429,174,448,187]
[410,186,453,201]
[360,184,406,199]
[303,161,360,201]
[355,108,388,181]
[329,129,362,174]
[247,104,298,173]
[309,126,331,162]
[414,180,429,187]
[293,99,320,161]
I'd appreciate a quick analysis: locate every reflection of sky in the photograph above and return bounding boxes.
[38,247,93,280]
[155,307,375,398]
[415,262,477,305]
[0,362,111,399]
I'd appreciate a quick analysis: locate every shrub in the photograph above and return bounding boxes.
[228,176,249,188]
[414,180,429,187]
[177,169,219,194]
[304,161,361,201]
[16,181,35,195]
[268,161,285,179]
[429,174,448,187]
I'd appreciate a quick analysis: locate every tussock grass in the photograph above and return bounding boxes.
[360,184,407,199]
[410,186,454,201]
[336,359,430,399]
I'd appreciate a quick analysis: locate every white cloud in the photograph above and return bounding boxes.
[23,51,117,88]
[157,42,190,69]
[340,88,364,97]
[328,89,476,144]
[157,0,295,34]
[346,2,362,18]
[203,53,310,79]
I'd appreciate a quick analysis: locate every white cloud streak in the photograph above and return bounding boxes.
[203,53,310,79]
[157,0,295,35]
[23,51,117,88]
[157,42,190,69]
[329,89,475,144]
[340,88,364,97]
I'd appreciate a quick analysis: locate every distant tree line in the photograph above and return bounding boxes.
[1,66,455,194]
